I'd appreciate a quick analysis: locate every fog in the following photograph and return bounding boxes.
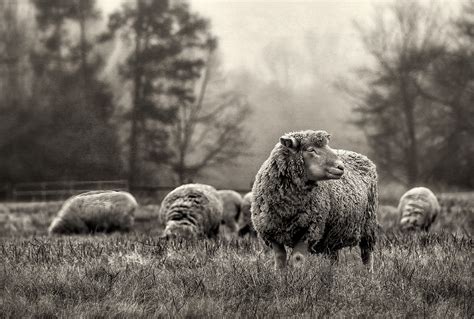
[95,0,465,189]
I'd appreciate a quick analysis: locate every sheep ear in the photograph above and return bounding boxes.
[280,136,299,150]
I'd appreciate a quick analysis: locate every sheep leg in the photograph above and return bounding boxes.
[327,250,339,264]
[271,241,287,270]
[360,248,374,273]
[360,231,376,272]
[238,224,250,236]
[226,219,237,233]
[289,240,307,267]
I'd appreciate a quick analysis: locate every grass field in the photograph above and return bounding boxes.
[0,192,473,318]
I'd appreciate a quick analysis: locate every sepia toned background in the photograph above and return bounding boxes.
[0,0,472,198]
[0,1,472,318]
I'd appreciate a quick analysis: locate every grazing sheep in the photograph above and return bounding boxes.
[159,183,223,239]
[48,190,137,235]
[238,192,257,237]
[217,190,243,233]
[251,130,379,270]
[398,187,440,231]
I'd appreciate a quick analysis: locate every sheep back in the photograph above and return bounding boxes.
[159,183,223,238]
[48,190,137,235]
[398,187,440,231]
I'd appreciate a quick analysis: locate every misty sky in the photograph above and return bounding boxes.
[100,0,388,82]
[100,0,461,87]
[190,0,380,72]
[97,0,464,188]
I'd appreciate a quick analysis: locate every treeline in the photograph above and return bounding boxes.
[0,0,250,186]
[341,0,474,188]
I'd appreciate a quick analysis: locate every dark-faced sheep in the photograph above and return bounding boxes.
[159,183,223,239]
[238,192,257,237]
[48,190,137,235]
[217,190,243,234]
[251,130,379,270]
[398,187,440,232]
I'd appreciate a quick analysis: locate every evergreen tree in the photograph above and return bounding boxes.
[103,0,213,186]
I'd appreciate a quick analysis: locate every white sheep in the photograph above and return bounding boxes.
[398,187,440,231]
[251,130,379,270]
[48,190,137,235]
[159,183,223,239]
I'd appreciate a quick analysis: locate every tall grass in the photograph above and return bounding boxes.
[0,233,472,318]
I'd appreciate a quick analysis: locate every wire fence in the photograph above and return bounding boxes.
[0,181,251,203]
[4,180,129,202]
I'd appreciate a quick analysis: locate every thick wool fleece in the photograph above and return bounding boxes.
[159,184,223,238]
[251,130,378,253]
[398,187,440,231]
[217,190,243,231]
[49,190,137,235]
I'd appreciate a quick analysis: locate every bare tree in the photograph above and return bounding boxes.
[339,0,448,186]
[411,0,474,187]
[168,46,252,184]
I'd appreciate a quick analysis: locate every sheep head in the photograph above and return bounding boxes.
[279,130,345,182]
[162,220,198,240]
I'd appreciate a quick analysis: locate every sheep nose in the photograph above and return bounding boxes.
[335,161,344,171]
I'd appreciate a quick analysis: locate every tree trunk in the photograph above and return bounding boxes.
[78,0,88,87]
[128,0,143,188]
[401,78,419,186]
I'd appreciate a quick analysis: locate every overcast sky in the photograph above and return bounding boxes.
[190,0,381,71]
[99,0,386,75]
[100,0,462,82]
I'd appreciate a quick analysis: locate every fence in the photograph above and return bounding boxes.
[9,180,129,202]
[1,181,251,203]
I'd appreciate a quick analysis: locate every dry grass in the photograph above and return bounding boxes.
[0,234,472,318]
[0,192,472,318]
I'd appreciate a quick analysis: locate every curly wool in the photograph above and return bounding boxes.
[398,187,440,231]
[217,190,243,232]
[48,190,137,235]
[251,130,378,253]
[159,183,223,238]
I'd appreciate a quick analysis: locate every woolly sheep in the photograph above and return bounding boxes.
[217,190,243,233]
[251,130,379,270]
[398,187,440,231]
[48,190,137,235]
[238,192,257,237]
[159,183,223,239]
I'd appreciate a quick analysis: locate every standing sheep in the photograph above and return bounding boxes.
[48,190,137,235]
[252,130,379,270]
[398,187,440,231]
[217,190,243,233]
[159,183,223,239]
[238,192,257,237]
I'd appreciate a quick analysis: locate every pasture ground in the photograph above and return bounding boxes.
[0,192,472,318]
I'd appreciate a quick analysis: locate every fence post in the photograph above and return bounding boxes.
[41,182,46,202]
